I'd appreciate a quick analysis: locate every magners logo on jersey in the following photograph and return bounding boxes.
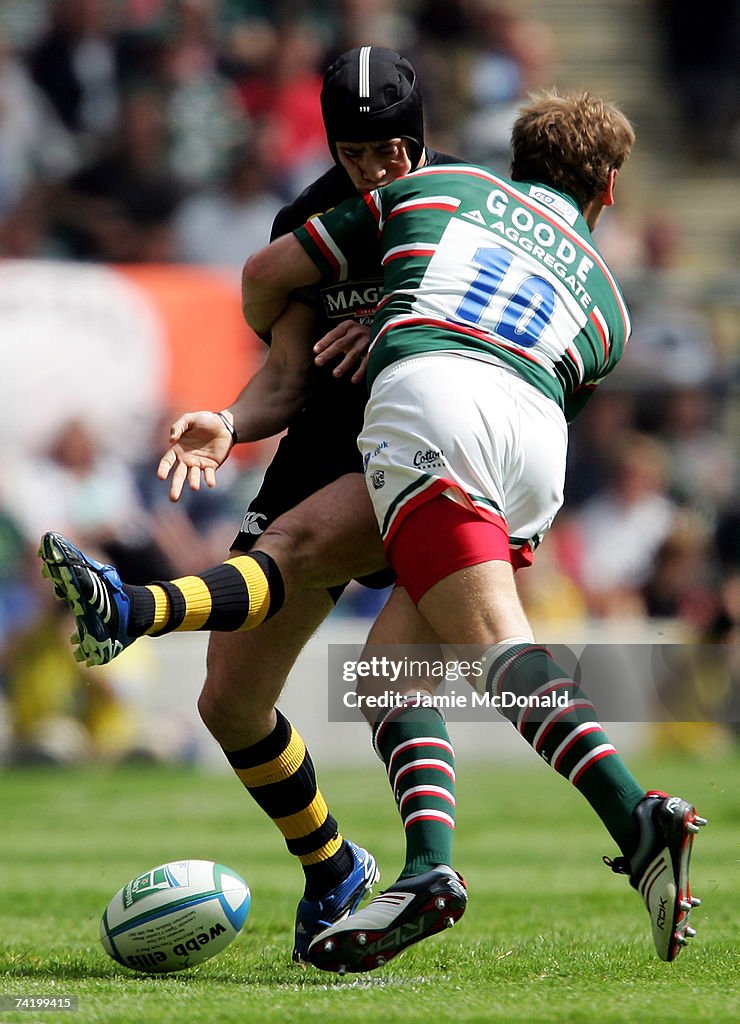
[321,278,382,321]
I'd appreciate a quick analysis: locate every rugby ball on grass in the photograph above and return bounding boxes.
[100,859,250,973]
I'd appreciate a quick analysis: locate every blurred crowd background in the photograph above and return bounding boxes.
[0,0,737,764]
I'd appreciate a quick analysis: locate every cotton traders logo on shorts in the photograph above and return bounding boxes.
[413,448,445,469]
[241,511,267,535]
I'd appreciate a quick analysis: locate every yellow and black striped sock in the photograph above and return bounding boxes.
[122,551,285,637]
[224,710,353,898]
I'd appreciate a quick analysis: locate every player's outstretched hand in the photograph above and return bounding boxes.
[313,319,371,384]
[157,411,234,502]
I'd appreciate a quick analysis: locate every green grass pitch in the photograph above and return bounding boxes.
[1,750,738,1024]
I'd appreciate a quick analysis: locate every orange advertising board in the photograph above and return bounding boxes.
[116,264,264,413]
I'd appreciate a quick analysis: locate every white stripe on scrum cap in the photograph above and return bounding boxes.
[359,45,371,112]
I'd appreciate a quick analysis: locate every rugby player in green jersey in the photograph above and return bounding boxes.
[238,88,706,972]
[40,89,705,971]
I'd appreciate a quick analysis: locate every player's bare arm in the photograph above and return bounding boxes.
[158,302,317,502]
[225,301,317,440]
[242,234,321,335]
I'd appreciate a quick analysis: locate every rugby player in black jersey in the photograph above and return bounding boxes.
[40,46,465,965]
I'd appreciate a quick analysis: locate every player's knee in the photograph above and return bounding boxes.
[197,676,232,737]
[198,642,240,734]
[200,644,279,747]
[258,515,317,586]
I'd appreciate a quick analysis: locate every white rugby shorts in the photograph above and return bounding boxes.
[358,352,568,560]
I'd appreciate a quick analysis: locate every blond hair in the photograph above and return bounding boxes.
[510,90,635,210]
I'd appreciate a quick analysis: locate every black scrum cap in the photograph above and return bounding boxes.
[321,46,424,167]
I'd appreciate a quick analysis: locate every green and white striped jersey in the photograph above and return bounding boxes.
[294,164,631,418]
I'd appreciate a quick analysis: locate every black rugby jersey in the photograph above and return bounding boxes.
[269,148,460,410]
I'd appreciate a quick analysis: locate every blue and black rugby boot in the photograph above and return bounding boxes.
[39,531,133,667]
[293,841,380,964]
